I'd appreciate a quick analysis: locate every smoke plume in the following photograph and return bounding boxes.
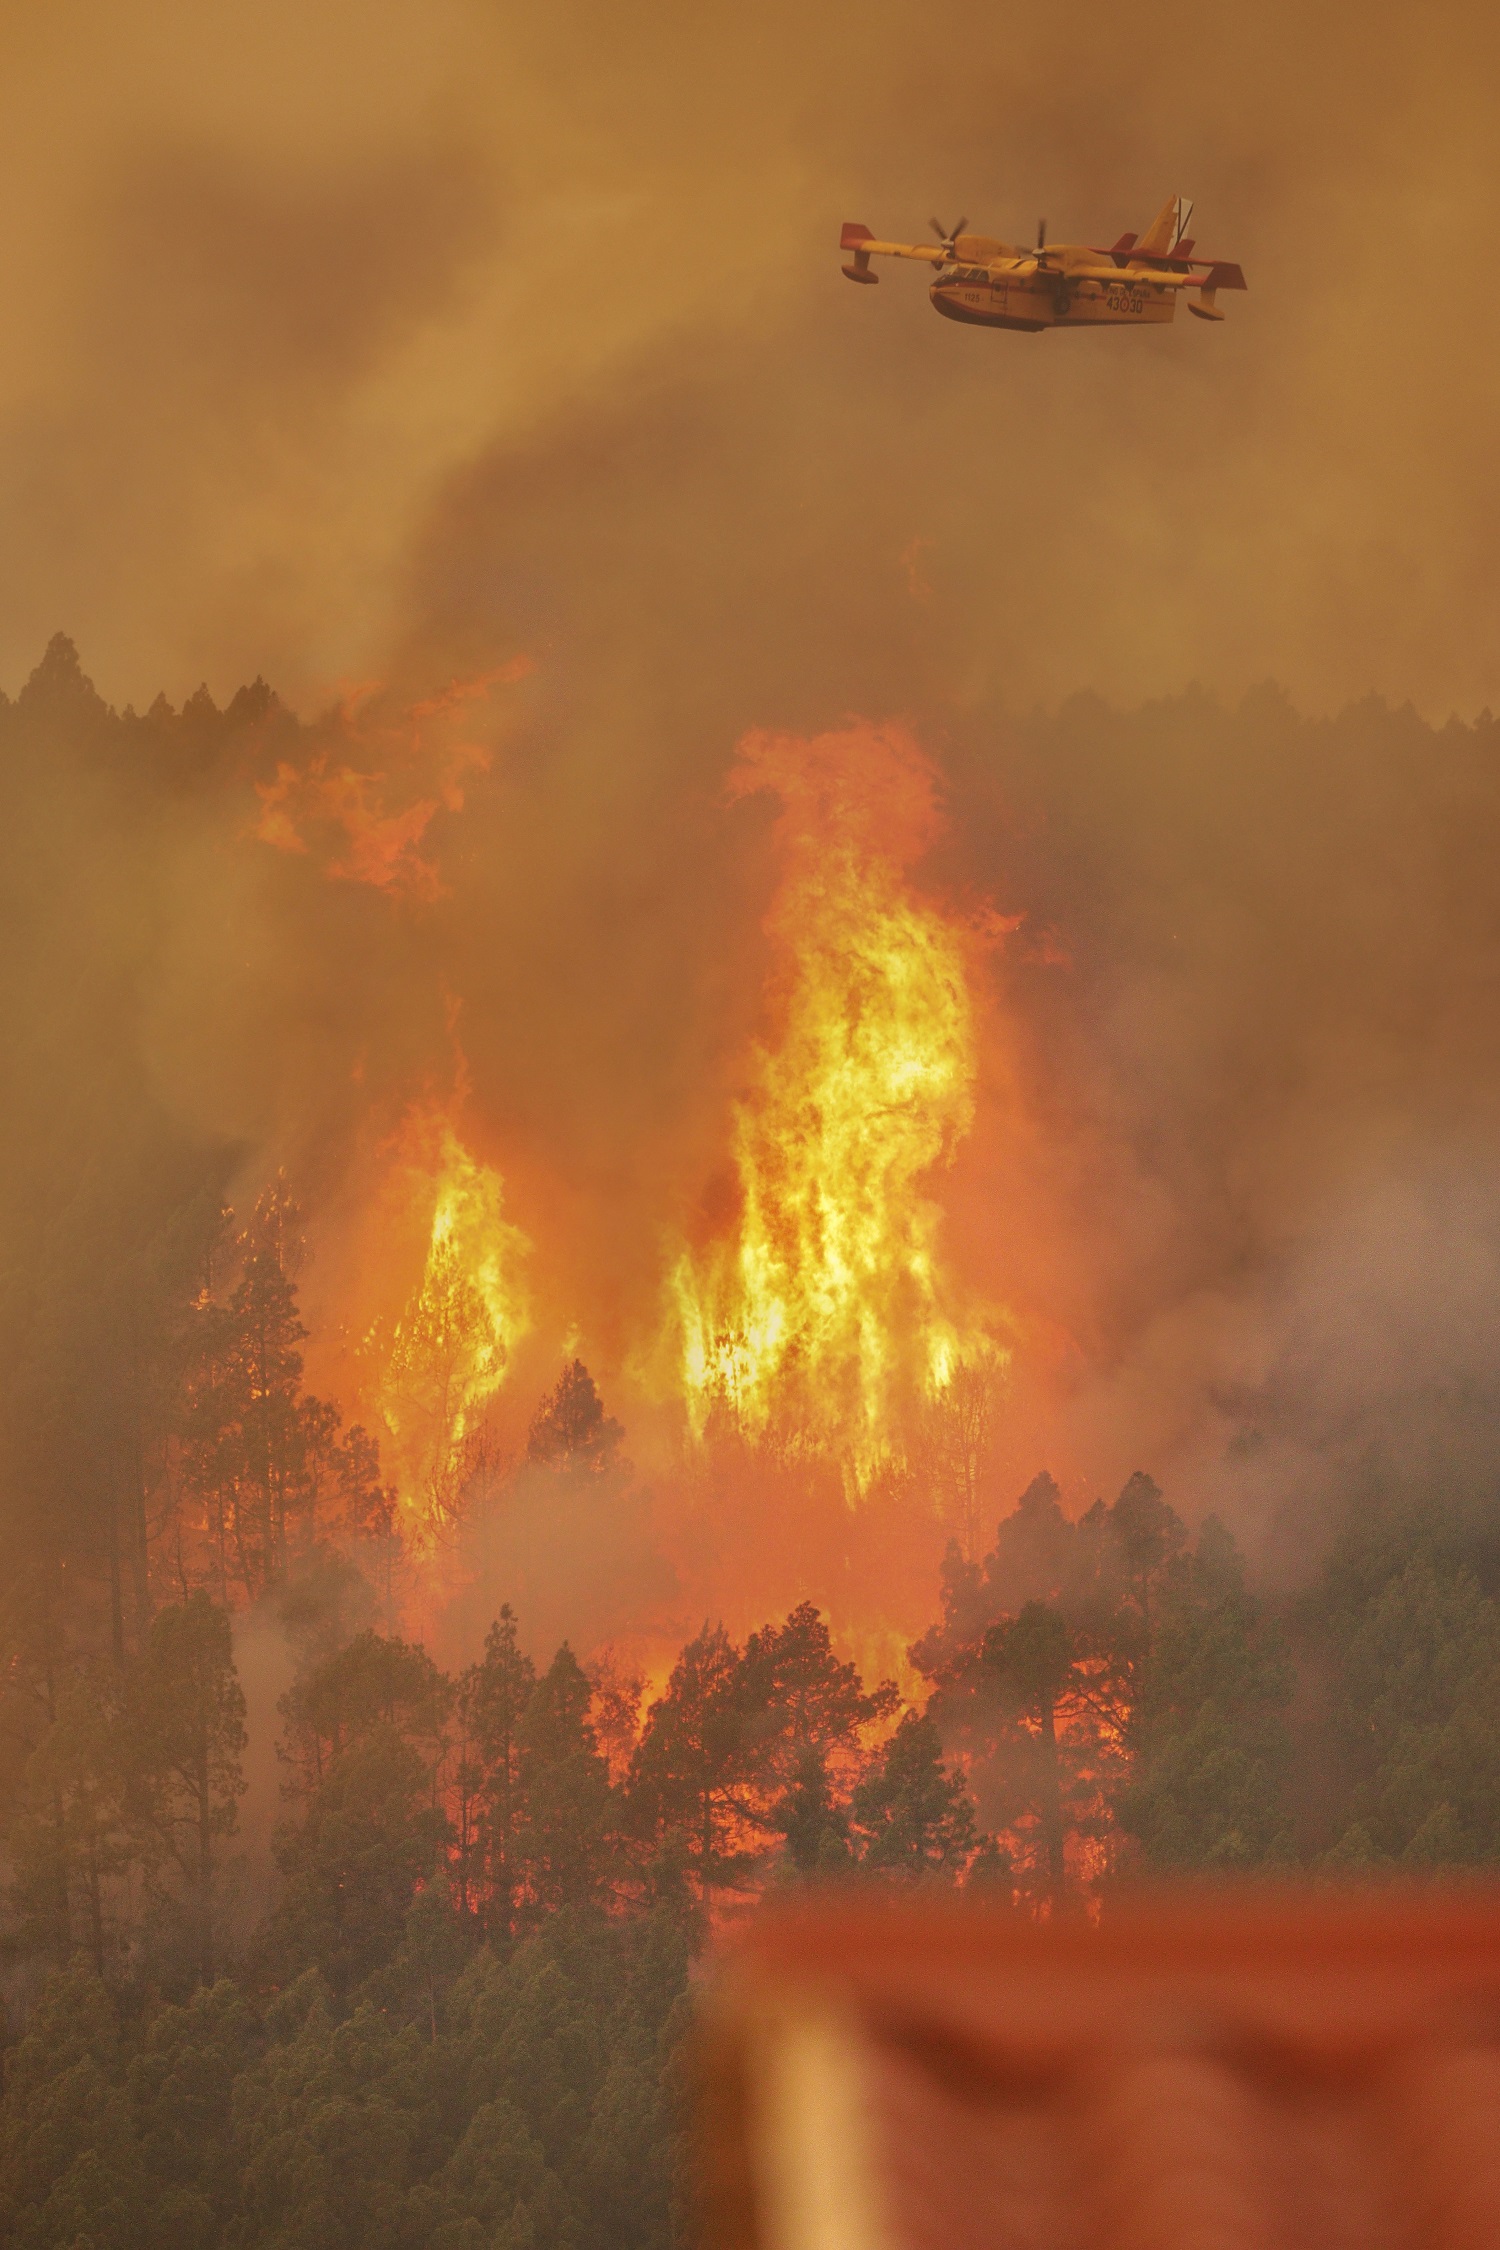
[4,0,1500,1654]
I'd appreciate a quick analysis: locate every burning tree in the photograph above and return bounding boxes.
[914,1470,1295,1907]
[666,721,1010,1475]
[370,1110,531,1544]
[169,1183,388,1606]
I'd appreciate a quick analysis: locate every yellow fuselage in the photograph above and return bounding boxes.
[929,239,1177,331]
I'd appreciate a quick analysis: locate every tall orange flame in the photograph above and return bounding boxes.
[367,1107,531,1540]
[253,659,532,901]
[666,720,1007,1465]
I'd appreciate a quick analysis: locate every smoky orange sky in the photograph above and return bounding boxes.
[3,0,1497,716]
[7,0,1500,1651]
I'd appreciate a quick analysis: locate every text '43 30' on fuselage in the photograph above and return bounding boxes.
[839,194,1246,330]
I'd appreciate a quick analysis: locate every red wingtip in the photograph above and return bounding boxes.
[840,221,874,250]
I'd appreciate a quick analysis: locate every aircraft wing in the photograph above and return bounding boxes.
[840,223,944,263]
[840,222,950,281]
[1062,263,1199,287]
[1063,259,1248,290]
[839,222,1246,294]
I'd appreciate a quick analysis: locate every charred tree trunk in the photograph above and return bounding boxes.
[1038,1695,1066,1911]
[196,1738,214,1986]
[129,1414,152,1645]
[50,1779,73,1959]
[108,1487,126,1668]
[127,1302,153,1644]
[85,1834,105,1977]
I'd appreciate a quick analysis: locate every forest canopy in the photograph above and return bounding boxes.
[7,644,1500,2248]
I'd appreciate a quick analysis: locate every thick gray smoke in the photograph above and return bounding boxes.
[5,0,1500,1635]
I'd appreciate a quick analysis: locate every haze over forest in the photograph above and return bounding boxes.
[7,0,1500,1563]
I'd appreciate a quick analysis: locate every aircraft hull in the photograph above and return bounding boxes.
[930,275,1177,330]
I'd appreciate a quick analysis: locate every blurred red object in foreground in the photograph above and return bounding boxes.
[695,1891,1500,2250]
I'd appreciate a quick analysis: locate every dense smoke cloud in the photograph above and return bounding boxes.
[937,695,1500,1555]
[5,0,1498,711]
[4,0,1500,1640]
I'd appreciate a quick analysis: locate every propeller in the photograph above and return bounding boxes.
[1012,219,1055,278]
[928,215,969,261]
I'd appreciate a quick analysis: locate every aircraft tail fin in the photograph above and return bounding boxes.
[1137,193,1193,257]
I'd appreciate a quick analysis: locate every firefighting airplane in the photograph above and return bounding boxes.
[839,193,1246,331]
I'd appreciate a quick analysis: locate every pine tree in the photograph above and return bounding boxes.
[419,2089,565,2250]
[267,1728,452,1997]
[128,1978,259,2242]
[772,1742,852,1876]
[742,1602,897,1774]
[456,1606,536,1936]
[628,1624,759,1892]
[1098,1471,1189,1655]
[174,1183,352,1601]
[987,1471,1077,1610]
[331,1422,403,1626]
[518,1645,616,1918]
[914,1471,1194,1904]
[10,1661,132,1977]
[526,1360,625,1474]
[1325,1551,1500,1864]
[910,1472,1077,1684]
[978,1601,1076,1908]
[0,1554,82,1966]
[1117,1517,1295,1871]
[850,1711,976,1881]
[739,1602,897,1860]
[224,1182,313,1588]
[124,1592,247,1986]
[0,1963,149,2250]
[228,1980,441,2250]
[278,1629,451,1797]
[268,1633,454,1994]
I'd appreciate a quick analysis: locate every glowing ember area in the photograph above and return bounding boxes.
[368,1108,531,1539]
[667,720,1006,1462]
[253,659,532,900]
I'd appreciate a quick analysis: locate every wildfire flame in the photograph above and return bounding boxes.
[368,1106,532,1539]
[667,720,1007,1464]
[253,659,533,900]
